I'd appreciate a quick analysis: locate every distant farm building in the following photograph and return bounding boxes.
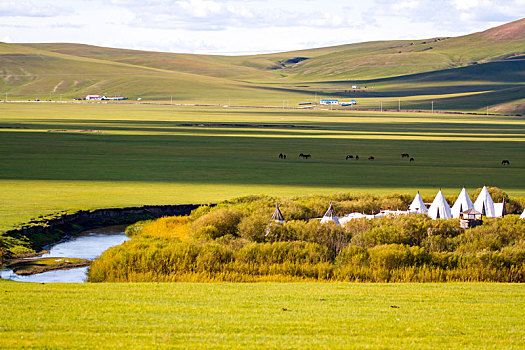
[320,99,339,105]
[85,95,127,101]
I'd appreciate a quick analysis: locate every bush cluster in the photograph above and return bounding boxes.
[88,190,525,282]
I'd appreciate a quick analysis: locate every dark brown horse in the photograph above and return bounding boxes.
[299,153,311,159]
[502,160,510,165]
[346,155,353,160]
[401,153,409,158]
[410,157,415,162]
[368,156,375,160]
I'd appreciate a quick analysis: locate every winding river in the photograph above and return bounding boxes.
[0,225,129,283]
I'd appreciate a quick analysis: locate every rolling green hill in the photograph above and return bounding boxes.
[1,18,524,113]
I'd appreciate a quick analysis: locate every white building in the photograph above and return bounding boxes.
[320,99,339,105]
[85,94,102,100]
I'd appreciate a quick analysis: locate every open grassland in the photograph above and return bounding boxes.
[0,281,523,349]
[2,19,524,113]
[1,103,525,231]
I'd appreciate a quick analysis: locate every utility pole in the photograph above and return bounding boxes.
[380,100,382,112]
[283,100,285,110]
[398,98,400,111]
[315,92,317,103]
[432,101,434,114]
[486,106,489,115]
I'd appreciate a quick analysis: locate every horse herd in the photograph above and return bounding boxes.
[279,153,511,165]
[280,153,413,162]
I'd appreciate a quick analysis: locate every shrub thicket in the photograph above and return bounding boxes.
[88,190,525,282]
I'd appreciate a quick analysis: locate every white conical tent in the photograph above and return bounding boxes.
[320,201,340,224]
[409,191,428,214]
[270,203,285,223]
[451,187,474,218]
[428,190,452,219]
[520,210,525,219]
[474,186,496,217]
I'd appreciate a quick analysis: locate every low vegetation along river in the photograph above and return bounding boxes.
[0,225,129,283]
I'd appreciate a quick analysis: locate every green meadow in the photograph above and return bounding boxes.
[0,281,523,349]
[1,102,525,231]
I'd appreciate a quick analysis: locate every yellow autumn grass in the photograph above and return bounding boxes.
[138,216,191,241]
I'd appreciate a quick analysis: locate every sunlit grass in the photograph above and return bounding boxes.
[0,281,523,349]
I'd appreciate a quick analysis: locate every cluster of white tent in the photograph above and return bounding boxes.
[269,186,525,227]
[337,186,509,224]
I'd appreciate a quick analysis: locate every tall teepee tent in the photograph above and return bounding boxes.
[474,186,496,217]
[320,201,340,224]
[428,189,452,219]
[451,187,474,218]
[409,191,428,214]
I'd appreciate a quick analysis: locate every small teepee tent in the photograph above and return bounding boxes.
[520,210,525,219]
[320,201,340,224]
[474,186,496,217]
[265,203,285,236]
[409,191,428,214]
[451,187,474,218]
[428,189,452,219]
[270,203,285,223]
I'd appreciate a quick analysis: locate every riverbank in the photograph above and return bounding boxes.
[1,225,130,283]
[6,257,91,275]
[1,204,203,263]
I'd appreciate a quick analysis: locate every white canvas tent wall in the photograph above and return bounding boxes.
[428,189,452,219]
[409,191,428,214]
[320,201,340,224]
[493,198,507,218]
[520,211,525,219]
[339,212,366,224]
[451,187,474,218]
[473,186,496,217]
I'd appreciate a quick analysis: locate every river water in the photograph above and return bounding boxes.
[0,225,129,283]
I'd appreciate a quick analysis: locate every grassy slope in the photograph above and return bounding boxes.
[0,281,523,349]
[5,18,524,112]
[1,103,524,231]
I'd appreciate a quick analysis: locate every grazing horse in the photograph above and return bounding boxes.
[346,155,353,160]
[502,160,510,165]
[299,153,311,159]
[401,153,409,158]
[279,153,283,159]
[410,157,415,162]
[355,155,359,160]
[368,156,375,160]
[283,154,286,159]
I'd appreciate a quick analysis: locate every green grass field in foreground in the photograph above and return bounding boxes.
[1,103,525,231]
[0,281,523,349]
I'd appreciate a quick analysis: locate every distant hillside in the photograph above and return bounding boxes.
[1,18,524,113]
